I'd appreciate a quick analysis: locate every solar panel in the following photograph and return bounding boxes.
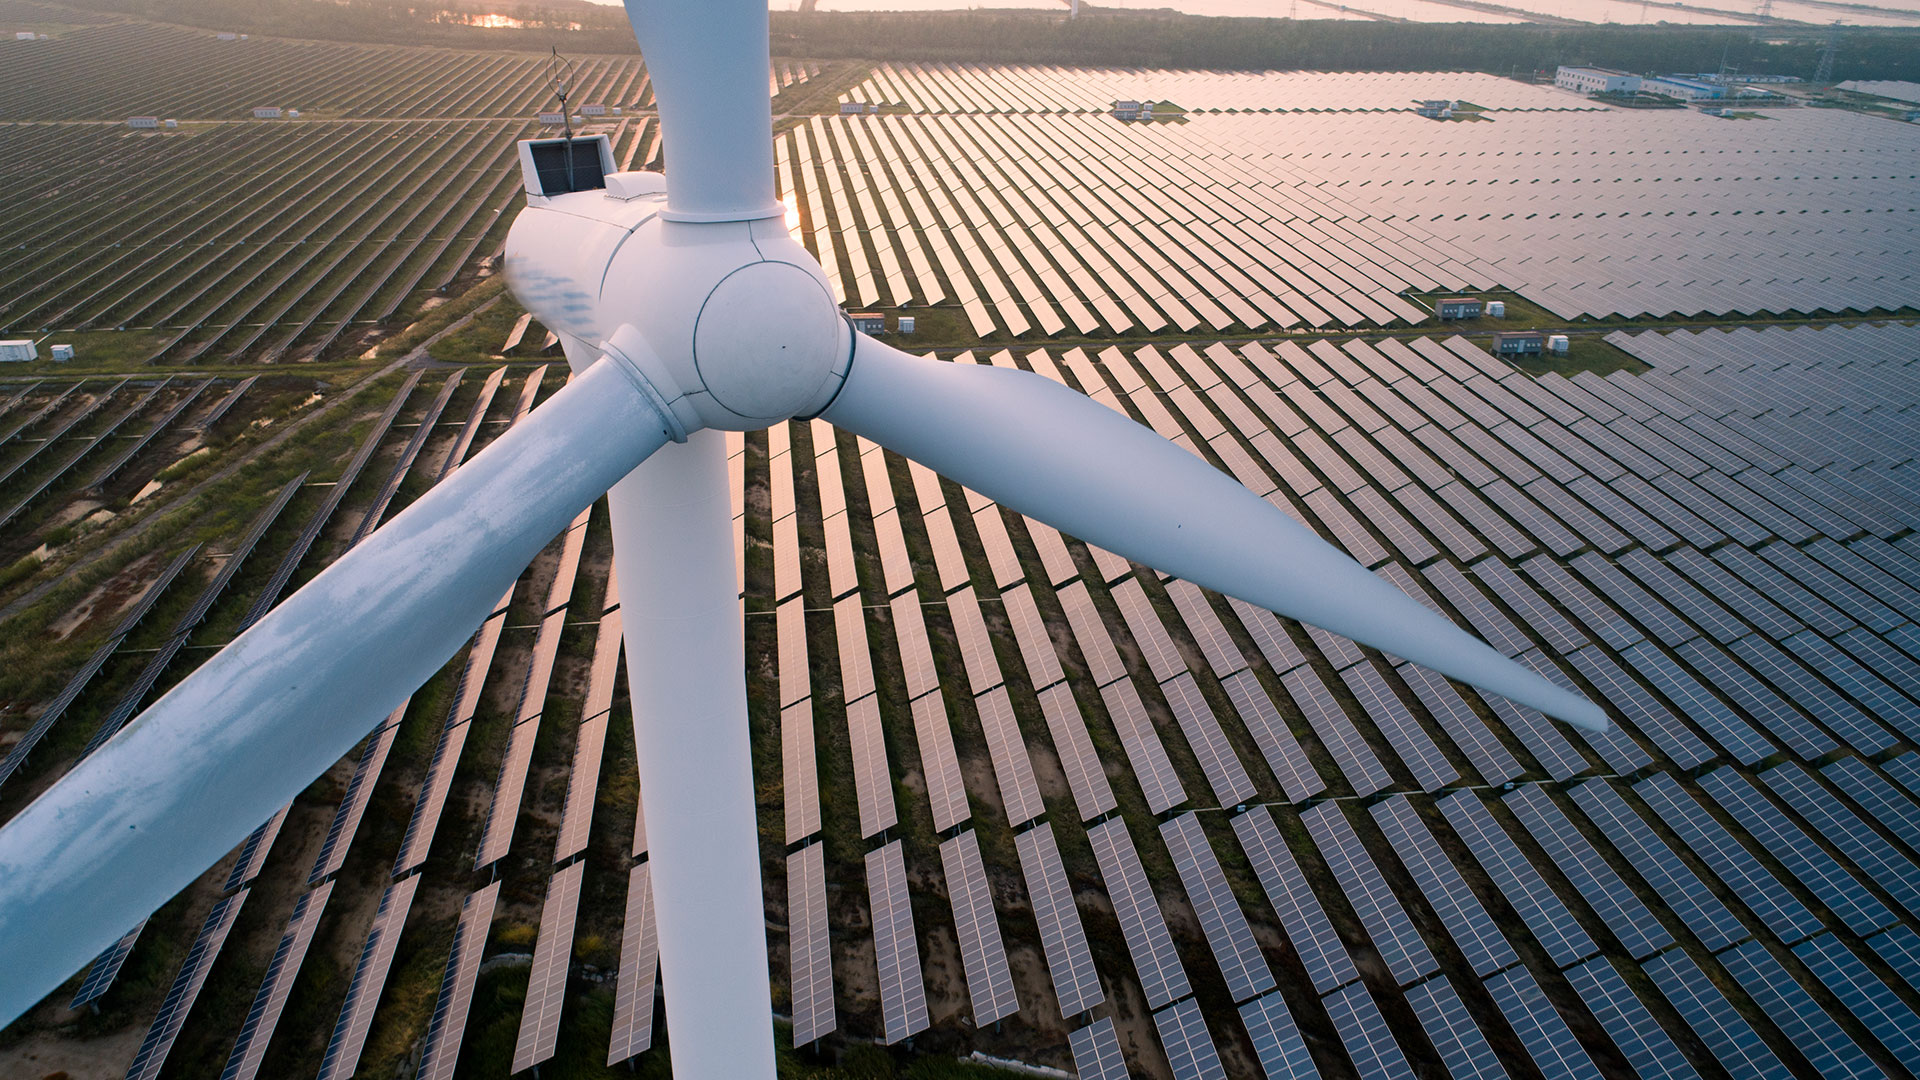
[1087,817,1190,1010]
[1162,812,1274,1002]
[1339,661,1455,791]
[1644,948,1794,1080]
[1015,822,1103,1017]
[70,918,146,1008]
[608,862,659,1065]
[778,596,811,705]
[1566,779,1747,951]
[1435,791,1596,968]
[513,861,586,1073]
[1237,991,1320,1080]
[1619,640,1773,765]
[1764,762,1920,921]
[1370,796,1514,977]
[1565,955,1701,1080]
[1824,757,1920,853]
[867,840,930,1043]
[125,889,249,1080]
[1393,661,1521,785]
[1100,679,1186,813]
[788,844,836,1046]
[317,874,421,1080]
[1218,670,1323,801]
[554,709,610,863]
[836,595,875,701]
[417,881,499,1080]
[1637,772,1823,944]
[1282,666,1391,797]
[1153,997,1228,1080]
[1001,583,1065,690]
[1032,683,1115,820]
[1160,673,1257,805]
[847,693,898,838]
[1405,975,1508,1080]
[1485,965,1602,1080]
[1697,768,1895,936]
[1068,1017,1130,1080]
[1720,939,1882,1080]
[948,587,1005,693]
[967,686,1041,826]
[784,700,821,843]
[223,881,334,1080]
[1675,637,1834,759]
[940,830,1019,1025]
[1165,580,1248,678]
[1502,785,1672,960]
[1301,801,1437,985]
[1794,934,1920,1077]
[1233,808,1358,995]
[1322,981,1415,1080]
[309,708,402,884]
[1060,580,1127,686]
[906,691,969,832]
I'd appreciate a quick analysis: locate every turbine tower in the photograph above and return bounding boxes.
[0,2,1606,1073]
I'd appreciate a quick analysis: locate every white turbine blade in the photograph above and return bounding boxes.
[605,431,775,1079]
[621,0,777,220]
[0,359,677,1026]
[823,336,1607,731]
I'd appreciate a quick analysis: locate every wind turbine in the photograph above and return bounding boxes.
[0,1,1605,1073]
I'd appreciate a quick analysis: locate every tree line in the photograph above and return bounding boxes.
[58,0,1920,84]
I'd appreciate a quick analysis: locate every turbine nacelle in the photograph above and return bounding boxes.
[505,177,849,433]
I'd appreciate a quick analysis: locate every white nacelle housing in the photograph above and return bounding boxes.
[505,152,849,433]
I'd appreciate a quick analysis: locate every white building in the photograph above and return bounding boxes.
[16,31,37,40]
[252,106,281,119]
[1643,76,1725,101]
[580,103,607,117]
[0,340,37,363]
[537,111,566,125]
[50,344,73,362]
[1555,66,1641,95]
[127,116,160,129]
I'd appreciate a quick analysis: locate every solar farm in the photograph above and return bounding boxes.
[4,4,1920,1080]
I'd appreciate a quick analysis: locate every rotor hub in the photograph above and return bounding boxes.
[692,260,842,423]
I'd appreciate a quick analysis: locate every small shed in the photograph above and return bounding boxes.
[537,111,566,126]
[252,106,281,119]
[1437,297,1482,320]
[127,116,160,129]
[51,344,73,362]
[580,103,608,117]
[1491,331,1545,357]
[848,313,885,335]
[1112,99,1143,120]
[0,340,38,363]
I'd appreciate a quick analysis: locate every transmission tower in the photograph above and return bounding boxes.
[1814,22,1840,84]
[1755,0,1772,18]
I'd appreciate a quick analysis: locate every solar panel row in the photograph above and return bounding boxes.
[939,830,1020,1026]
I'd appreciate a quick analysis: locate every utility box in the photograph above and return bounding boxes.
[0,340,38,363]
[1547,334,1571,355]
[1485,300,1506,317]
[848,313,885,335]
[50,344,73,362]
[897,316,916,335]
